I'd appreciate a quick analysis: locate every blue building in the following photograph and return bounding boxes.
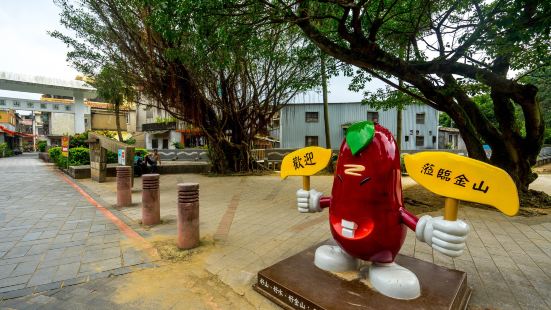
[279,102,439,150]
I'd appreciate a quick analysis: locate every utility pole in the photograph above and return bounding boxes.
[32,111,37,152]
[397,83,403,151]
[321,55,331,150]
[320,54,333,173]
[396,45,405,152]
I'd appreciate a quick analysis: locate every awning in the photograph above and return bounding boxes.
[0,125,16,137]
[0,125,35,137]
[176,128,203,135]
[147,130,170,136]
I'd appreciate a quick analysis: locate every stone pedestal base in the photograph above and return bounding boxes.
[254,240,471,310]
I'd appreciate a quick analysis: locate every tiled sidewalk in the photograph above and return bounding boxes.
[76,172,551,309]
[0,155,154,300]
[4,166,550,309]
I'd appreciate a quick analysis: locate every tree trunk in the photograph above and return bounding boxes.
[446,97,541,192]
[203,120,254,174]
[115,103,124,142]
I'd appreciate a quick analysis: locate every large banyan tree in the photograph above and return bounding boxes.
[52,0,324,173]
[251,0,550,193]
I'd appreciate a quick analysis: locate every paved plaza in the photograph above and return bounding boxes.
[1,155,551,309]
[0,154,154,301]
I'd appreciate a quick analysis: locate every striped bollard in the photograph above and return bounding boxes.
[142,174,160,225]
[116,166,132,207]
[177,183,200,249]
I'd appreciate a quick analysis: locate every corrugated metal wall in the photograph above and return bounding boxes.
[280,102,439,150]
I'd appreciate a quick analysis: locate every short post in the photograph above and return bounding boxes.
[142,174,160,225]
[177,183,200,249]
[116,166,132,207]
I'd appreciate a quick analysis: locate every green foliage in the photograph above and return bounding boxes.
[51,0,331,173]
[94,130,116,139]
[124,137,136,145]
[68,147,91,166]
[135,148,148,157]
[362,86,422,111]
[471,94,526,138]
[155,117,177,124]
[522,68,551,144]
[439,113,453,128]
[172,142,184,149]
[544,128,551,145]
[50,146,91,167]
[48,147,62,164]
[0,143,12,158]
[106,151,118,164]
[93,64,135,107]
[69,132,89,148]
[37,141,47,152]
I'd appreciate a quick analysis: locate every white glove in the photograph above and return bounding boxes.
[296,189,323,213]
[416,215,469,257]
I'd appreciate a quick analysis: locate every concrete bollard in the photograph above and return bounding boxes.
[177,183,200,249]
[142,174,160,225]
[116,166,132,207]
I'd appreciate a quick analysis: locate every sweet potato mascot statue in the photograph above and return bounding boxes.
[296,121,470,300]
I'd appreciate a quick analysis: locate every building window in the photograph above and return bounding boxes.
[126,113,130,124]
[449,135,453,143]
[27,102,34,108]
[416,136,424,147]
[152,139,158,149]
[416,113,425,124]
[367,111,379,123]
[146,107,154,119]
[405,136,409,142]
[0,100,5,106]
[40,103,47,109]
[162,139,169,149]
[13,101,20,107]
[65,106,71,111]
[53,104,59,110]
[305,136,319,146]
[305,112,319,123]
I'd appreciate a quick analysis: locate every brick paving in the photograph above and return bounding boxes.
[0,154,154,301]
[2,158,551,309]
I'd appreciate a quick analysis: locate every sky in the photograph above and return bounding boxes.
[0,1,384,103]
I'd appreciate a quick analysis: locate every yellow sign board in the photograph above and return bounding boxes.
[61,136,70,157]
[404,152,519,216]
[280,147,332,179]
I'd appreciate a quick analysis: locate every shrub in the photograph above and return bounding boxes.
[173,142,184,149]
[51,147,91,167]
[37,141,47,152]
[135,148,148,157]
[0,143,12,158]
[48,147,62,163]
[69,132,89,148]
[107,150,118,163]
[124,137,136,145]
[69,147,90,166]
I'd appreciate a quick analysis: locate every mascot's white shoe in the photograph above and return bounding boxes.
[369,262,420,300]
[314,245,358,272]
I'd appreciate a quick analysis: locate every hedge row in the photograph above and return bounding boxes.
[48,146,148,168]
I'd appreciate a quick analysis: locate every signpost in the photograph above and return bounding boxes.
[61,136,70,169]
[280,146,332,190]
[404,152,519,220]
[61,136,70,158]
[118,148,126,165]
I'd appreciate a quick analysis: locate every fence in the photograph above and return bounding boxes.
[148,149,209,161]
[537,146,551,166]
[147,146,551,168]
